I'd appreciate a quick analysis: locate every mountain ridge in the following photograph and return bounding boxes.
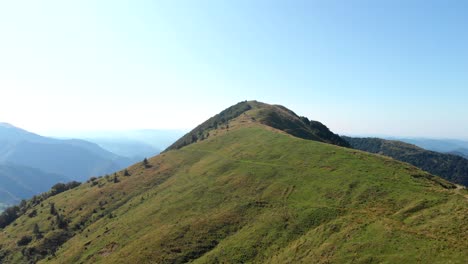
[392,138,468,158]
[0,163,68,204]
[166,100,349,151]
[0,123,141,206]
[0,123,136,182]
[343,136,468,186]
[0,101,466,263]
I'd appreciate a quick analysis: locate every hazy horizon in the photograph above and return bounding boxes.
[1,1,467,139]
[3,120,468,142]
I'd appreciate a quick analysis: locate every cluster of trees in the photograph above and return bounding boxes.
[50,203,68,229]
[0,205,22,229]
[8,200,73,262]
[49,182,80,196]
[260,109,350,148]
[0,181,80,229]
[1,165,157,263]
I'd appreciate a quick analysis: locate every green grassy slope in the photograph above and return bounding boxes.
[343,136,468,186]
[0,122,466,263]
[166,101,349,151]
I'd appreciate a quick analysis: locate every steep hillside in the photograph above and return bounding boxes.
[343,136,468,186]
[166,101,349,151]
[0,103,466,263]
[0,123,135,181]
[0,163,68,205]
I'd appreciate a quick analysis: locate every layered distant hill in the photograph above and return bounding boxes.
[0,123,136,182]
[55,129,186,160]
[0,101,466,264]
[0,123,141,208]
[343,136,468,186]
[449,149,468,159]
[84,138,160,160]
[0,163,68,204]
[394,138,468,159]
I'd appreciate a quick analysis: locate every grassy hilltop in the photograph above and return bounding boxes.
[0,101,467,263]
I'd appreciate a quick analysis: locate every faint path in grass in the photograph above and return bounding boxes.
[181,147,467,247]
[181,148,290,169]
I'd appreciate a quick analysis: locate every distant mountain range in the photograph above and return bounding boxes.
[84,138,160,160]
[343,136,468,186]
[0,123,136,182]
[48,129,186,160]
[0,163,68,204]
[389,137,468,159]
[0,123,144,206]
[449,149,468,158]
[0,123,187,207]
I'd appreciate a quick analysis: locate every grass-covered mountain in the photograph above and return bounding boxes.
[0,163,68,205]
[166,101,349,151]
[0,123,135,182]
[343,136,468,186]
[0,101,466,263]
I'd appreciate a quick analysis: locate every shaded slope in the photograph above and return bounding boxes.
[0,123,466,263]
[3,141,126,182]
[0,123,135,182]
[343,136,468,186]
[166,101,349,151]
[0,163,68,204]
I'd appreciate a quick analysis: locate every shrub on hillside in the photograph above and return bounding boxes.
[17,236,32,246]
[0,206,20,228]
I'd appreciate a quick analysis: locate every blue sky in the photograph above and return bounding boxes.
[0,1,467,138]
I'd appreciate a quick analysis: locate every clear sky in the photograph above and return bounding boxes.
[0,1,467,139]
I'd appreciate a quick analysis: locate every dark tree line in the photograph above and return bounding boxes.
[0,181,80,229]
[343,136,468,186]
[165,101,252,151]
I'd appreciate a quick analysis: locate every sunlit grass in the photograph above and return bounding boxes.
[0,124,466,263]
